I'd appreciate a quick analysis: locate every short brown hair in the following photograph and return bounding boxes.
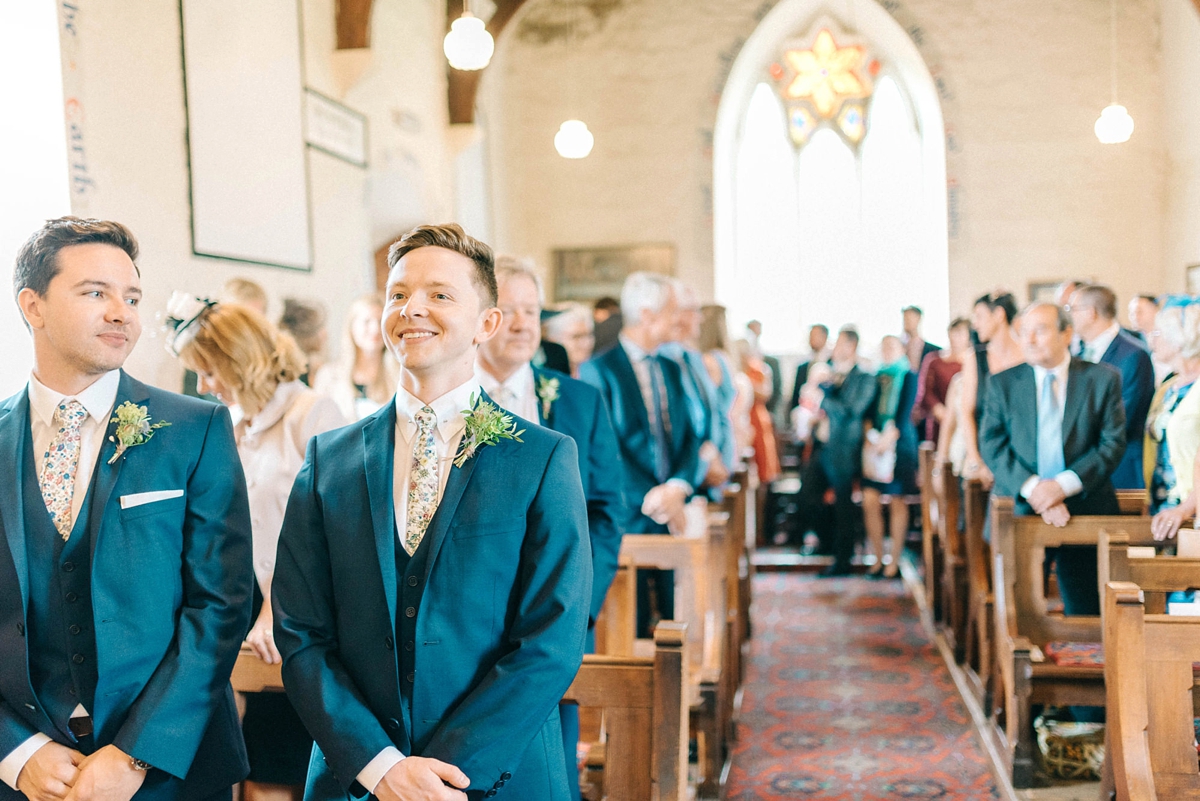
[14,216,139,300]
[386,223,497,307]
[1072,284,1118,320]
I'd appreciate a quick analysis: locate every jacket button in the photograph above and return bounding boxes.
[61,562,74,573]
[69,625,81,635]
[386,718,400,731]
[16,624,24,636]
[500,772,511,781]
[406,672,414,683]
[65,592,78,603]
[407,576,418,587]
[384,636,394,650]
[72,654,84,665]
[484,791,497,798]
[405,607,416,618]
[404,641,414,652]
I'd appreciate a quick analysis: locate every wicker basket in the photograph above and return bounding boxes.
[1035,717,1105,781]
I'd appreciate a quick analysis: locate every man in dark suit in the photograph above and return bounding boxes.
[813,328,878,575]
[788,324,830,414]
[580,272,704,634]
[274,224,591,801]
[902,306,941,373]
[476,261,622,801]
[1068,284,1154,489]
[980,302,1126,616]
[0,217,253,801]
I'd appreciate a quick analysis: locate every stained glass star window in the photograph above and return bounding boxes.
[773,26,877,150]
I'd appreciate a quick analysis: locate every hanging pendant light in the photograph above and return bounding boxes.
[1095,0,1132,144]
[554,120,595,159]
[443,1,494,71]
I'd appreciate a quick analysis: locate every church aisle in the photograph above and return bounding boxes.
[726,573,1000,800]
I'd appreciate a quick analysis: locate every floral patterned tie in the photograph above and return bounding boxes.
[404,407,438,556]
[40,399,88,541]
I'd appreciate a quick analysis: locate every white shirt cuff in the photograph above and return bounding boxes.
[1054,470,1084,498]
[357,747,405,795]
[665,478,693,495]
[0,734,53,790]
[1019,475,1040,499]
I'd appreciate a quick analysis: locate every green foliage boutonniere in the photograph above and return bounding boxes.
[455,394,524,468]
[536,375,561,419]
[107,402,171,465]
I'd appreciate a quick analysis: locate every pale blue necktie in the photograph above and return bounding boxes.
[1037,372,1066,478]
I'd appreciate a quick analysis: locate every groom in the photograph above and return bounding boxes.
[273,224,591,801]
[0,217,254,801]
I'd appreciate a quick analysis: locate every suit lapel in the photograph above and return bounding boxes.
[89,372,148,564]
[0,392,30,606]
[363,403,399,631]
[612,345,650,436]
[1062,359,1087,449]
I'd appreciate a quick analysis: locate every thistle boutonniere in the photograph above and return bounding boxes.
[536,375,561,419]
[107,402,171,465]
[454,394,524,467]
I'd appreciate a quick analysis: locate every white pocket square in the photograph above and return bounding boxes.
[119,490,184,510]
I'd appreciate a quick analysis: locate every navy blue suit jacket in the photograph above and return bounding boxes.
[531,367,623,631]
[1099,330,1154,489]
[0,372,253,798]
[579,343,704,533]
[272,395,591,800]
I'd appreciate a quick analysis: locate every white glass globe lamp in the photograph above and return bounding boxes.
[554,120,594,159]
[1094,103,1134,144]
[443,13,494,71]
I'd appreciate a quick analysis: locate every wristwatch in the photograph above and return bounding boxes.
[130,758,152,772]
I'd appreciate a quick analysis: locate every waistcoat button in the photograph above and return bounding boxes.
[405,607,416,618]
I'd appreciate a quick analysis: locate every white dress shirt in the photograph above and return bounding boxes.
[475,362,537,422]
[359,377,481,794]
[1081,321,1121,364]
[0,371,120,790]
[1020,356,1084,499]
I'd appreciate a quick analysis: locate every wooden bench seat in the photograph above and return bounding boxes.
[919,443,944,621]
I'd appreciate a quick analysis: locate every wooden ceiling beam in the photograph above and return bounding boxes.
[336,0,374,50]
[1193,0,1200,20]
[447,0,528,124]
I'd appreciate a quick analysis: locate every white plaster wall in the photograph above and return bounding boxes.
[56,0,454,392]
[1161,0,1200,288]
[482,0,1170,338]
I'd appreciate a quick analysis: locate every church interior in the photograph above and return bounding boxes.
[3,0,1200,799]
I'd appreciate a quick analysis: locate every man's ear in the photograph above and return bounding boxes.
[474,306,504,345]
[16,288,45,331]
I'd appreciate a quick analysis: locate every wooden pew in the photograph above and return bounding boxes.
[918,443,944,621]
[594,556,637,657]
[566,621,691,801]
[934,455,967,661]
[961,477,992,708]
[989,496,1153,788]
[1105,572,1200,801]
[725,473,754,648]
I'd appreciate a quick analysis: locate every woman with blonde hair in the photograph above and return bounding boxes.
[314,292,398,420]
[166,294,345,801]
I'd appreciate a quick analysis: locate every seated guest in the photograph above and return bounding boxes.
[475,261,622,801]
[959,292,1023,489]
[1146,298,1200,539]
[901,305,941,373]
[542,301,595,377]
[1069,284,1154,489]
[169,296,345,801]
[862,336,919,578]
[592,296,622,355]
[980,303,1125,616]
[789,323,830,414]
[278,298,328,385]
[912,316,972,443]
[313,293,398,421]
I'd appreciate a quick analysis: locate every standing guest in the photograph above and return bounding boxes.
[475,262,622,801]
[1145,299,1200,539]
[278,298,328,386]
[735,340,780,486]
[542,302,595,377]
[580,272,703,635]
[183,277,269,400]
[273,223,591,801]
[698,304,739,475]
[591,296,622,356]
[815,327,878,576]
[901,305,941,373]
[746,320,784,425]
[661,284,731,496]
[789,324,831,414]
[1053,279,1087,307]
[0,217,253,801]
[862,336,919,578]
[980,303,1125,616]
[959,292,1023,489]
[1068,284,1155,489]
[912,317,971,443]
[1128,294,1159,341]
[313,293,398,421]
[168,298,344,801]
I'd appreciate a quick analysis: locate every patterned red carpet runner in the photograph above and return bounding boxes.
[726,574,999,800]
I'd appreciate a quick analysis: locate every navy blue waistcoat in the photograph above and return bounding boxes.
[393,527,430,752]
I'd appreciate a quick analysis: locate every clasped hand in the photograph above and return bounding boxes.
[18,743,145,801]
[374,757,470,801]
[1027,479,1067,516]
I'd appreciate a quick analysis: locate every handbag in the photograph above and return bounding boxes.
[861,427,896,484]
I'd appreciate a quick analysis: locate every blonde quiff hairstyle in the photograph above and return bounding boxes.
[177,303,306,418]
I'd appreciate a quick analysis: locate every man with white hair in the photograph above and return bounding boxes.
[580,272,704,634]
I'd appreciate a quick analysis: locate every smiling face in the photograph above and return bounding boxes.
[18,243,142,386]
[479,272,541,379]
[383,246,501,388]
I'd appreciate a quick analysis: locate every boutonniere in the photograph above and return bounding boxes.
[536,375,561,419]
[455,394,524,467]
[107,402,171,464]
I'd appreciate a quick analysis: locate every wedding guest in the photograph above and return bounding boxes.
[901,306,940,373]
[221,277,268,315]
[698,304,739,475]
[959,292,1023,489]
[1128,294,1159,340]
[542,302,595,377]
[735,339,780,486]
[278,298,328,385]
[912,317,971,442]
[313,293,398,421]
[1145,299,1200,540]
[592,297,622,355]
[169,297,345,801]
[789,324,830,415]
[746,320,784,424]
[861,336,918,578]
